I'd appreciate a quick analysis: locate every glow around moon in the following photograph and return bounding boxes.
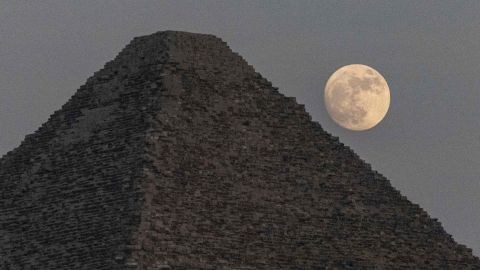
[324,64,390,131]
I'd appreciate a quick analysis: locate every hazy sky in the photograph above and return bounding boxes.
[1,1,479,255]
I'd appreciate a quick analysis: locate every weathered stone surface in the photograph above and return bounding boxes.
[1,31,479,269]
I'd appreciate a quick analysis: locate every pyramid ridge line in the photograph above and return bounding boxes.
[0,30,244,158]
[0,31,274,162]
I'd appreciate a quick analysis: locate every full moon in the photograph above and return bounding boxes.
[324,64,390,131]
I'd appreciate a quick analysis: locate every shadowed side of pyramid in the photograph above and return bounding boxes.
[1,31,479,270]
[0,32,177,269]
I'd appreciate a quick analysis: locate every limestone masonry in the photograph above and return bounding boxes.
[1,31,479,269]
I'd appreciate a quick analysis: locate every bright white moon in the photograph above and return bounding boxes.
[324,64,390,131]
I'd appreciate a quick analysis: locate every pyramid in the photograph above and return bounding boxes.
[1,31,479,270]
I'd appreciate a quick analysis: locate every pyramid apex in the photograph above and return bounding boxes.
[127,30,227,49]
[134,30,224,39]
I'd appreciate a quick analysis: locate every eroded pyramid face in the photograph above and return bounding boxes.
[0,31,478,270]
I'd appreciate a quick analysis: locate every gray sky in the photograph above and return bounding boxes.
[1,1,479,255]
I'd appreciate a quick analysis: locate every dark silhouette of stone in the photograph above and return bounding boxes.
[1,31,479,269]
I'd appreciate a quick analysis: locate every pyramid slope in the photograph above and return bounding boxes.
[0,33,173,269]
[1,31,479,269]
